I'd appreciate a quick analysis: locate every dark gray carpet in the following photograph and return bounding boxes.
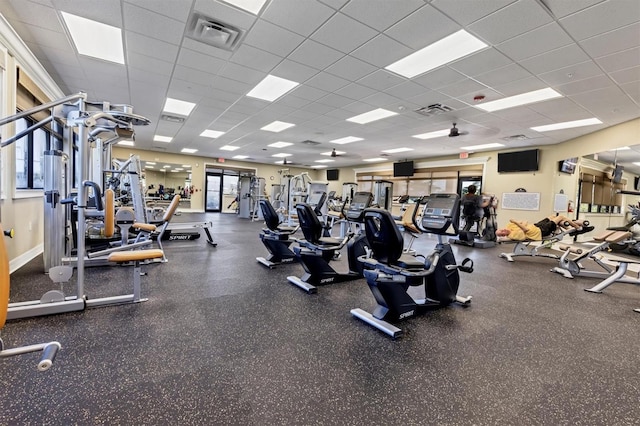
[1,213,639,425]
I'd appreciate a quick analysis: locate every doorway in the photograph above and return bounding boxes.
[205,172,221,212]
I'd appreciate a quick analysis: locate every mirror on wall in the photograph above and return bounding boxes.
[141,160,193,200]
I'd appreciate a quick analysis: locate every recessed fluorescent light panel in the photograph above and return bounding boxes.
[315,159,335,163]
[247,75,299,102]
[146,166,154,169]
[200,130,225,138]
[221,0,267,14]
[386,30,487,78]
[321,150,345,156]
[460,143,505,151]
[153,135,173,143]
[475,88,562,112]
[363,157,386,162]
[330,136,363,145]
[61,12,124,64]
[233,155,250,159]
[261,121,295,132]
[311,165,328,169]
[530,118,603,132]
[346,108,398,124]
[163,97,196,116]
[268,141,293,148]
[382,147,413,154]
[181,148,198,154]
[182,164,191,168]
[271,153,292,158]
[117,140,134,146]
[609,146,630,151]
[146,162,156,165]
[412,129,449,140]
[220,145,240,151]
[163,165,171,168]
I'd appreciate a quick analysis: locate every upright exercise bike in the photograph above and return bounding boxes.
[287,191,373,293]
[351,193,473,338]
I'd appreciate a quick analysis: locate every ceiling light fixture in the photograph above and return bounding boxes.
[200,129,225,138]
[530,118,603,132]
[233,155,250,159]
[163,97,197,116]
[271,153,292,158]
[311,165,328,169]
[153,135,173,143]
[61,12,125,64]
[268,141,293,148]
[117,140,134,146]
[386,30,487,78]
[221,0,268,14]
[412,129,450,140]
[181,148,198,154]
[363,157,386,162]
[475,88,562,112]
[315,159,335,163]
[346,108,398,124]
[382,147,413,154]
[261,121,295,132]
[460,143,505,150]
[220,145,240,151]
[330,136,363,145]
[247,75,299,102]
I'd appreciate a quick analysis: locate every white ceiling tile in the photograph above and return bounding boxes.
[18,25,69,52]
[262,0,334,37]
[169,77,212,99]
[437,78,489,99]
[518,44,590,75]
[560,1,640,41]
[579,22,640,58]
[210,75,252,95]
[123,3,186,45]
[361,92,401,108]
[449,48,512,77]
[311,12,378,54]
[386,5,459,50]
[413,66,467,90]
[357,69,405,91]
[468,1,553,44]
[621,81,640,104]
[334,83,377,100]
[341,0,423,31]
[271,59,319,83]
[538,60,604,86]
[383,81,429,100]
[181,38,233,60]
[243,19,304,57]
[317,0,348,10]
[350,34,413,68]
[431,0,516,26]
[4,0,62,32]
[610,65,640,85]
[128,52,175,76]
[300,102,334,115]
[219,62,266,85]
[288,39,344,70]
[325,55,377,81]
[474,63,532,88]
[305,72,350,92]
[288,85,329,102]
[173,65,216,88]
[55,0,123,26]
[491,76,547,97]
[316,93,354,109]
[596,47,640,73]
[323,108,358,120]
[542,0,605,19]
[496,23,573,62]
[123,0,192,22]
[555,75,615,96]
[194,0,257,29]
[230,44,283,72]
[128,68,171,88]
[176,48,227,75]
[570,86,640,119]
[274,95,312,109]
[125,31,180,63]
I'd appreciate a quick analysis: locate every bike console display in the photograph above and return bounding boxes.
[345,192,374,222]
[420,193,461,235]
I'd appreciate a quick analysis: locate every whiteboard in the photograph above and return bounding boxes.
[501,192,541,211]
[554,193,568,212]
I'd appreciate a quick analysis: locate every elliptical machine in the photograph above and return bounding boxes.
[452,194,497,248]
[351,193,473,338]
[287,192,373,294]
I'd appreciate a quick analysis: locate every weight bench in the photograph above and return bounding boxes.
[551,230,632,279]
[132,194,181,262]
[499,227,584,262]
[106,249,165,304]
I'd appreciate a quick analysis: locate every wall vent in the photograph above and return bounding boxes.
[161,114,185,123]
[186,12,245,52]
[414,103,453,117]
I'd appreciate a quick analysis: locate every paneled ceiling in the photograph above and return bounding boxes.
[1,0,639,169]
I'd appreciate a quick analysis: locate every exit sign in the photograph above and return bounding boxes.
[459,152,469,159]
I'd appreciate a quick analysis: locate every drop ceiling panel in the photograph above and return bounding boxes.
[496,22,573,62]
[560,1,640,41]
[334,83,377,100]
[54,0,123,26]
[361,92,402,108]
[596,47,640,73]
[286,85,328,102]
[413,66,467,90]
[350,34,413,68]
[288,39,344,70]
[122,0,192,23]
[579,22,640,58]
[324,55,377,81]
[341,0,423,31]
[542,0,604,19]
[431,0,516,26]
[128,67,171,87]
[518,44,590,75]
[555,75,615,97]
[316,93,354,109]
[3,0,62,32]
[437,79,489,101]
[123,3,186,45]
[610,66,640,85]
[124,31,180,63]
[193,0,257,29]
[449,48,512,77]
[468,1,553,45]
[304,72,350,92]
[490,76,547,97]
[474,64,532,88]
[219,62,265,85]
[177,48,227,75]
[128,52,175,76]
[386,4,459,50]
[270,59,319,83]
[383,81,428,100]
[243,19,304,57]
[209,75,252,95]
[230,44,283,72]
[181,38,233,61]
[261,0,334,37]
[17,25,69,51]
[538,60,604,86]
[357,69,405,91]
[311,12,378,54]
[318,0,348,10]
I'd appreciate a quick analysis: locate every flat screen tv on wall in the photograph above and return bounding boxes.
[326,169,339,181]
[558,157,578,174]
[393,161,414,177]
[497,149,539,173]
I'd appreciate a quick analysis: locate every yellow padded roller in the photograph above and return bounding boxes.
[104,189,115,238]
[107,249,164,263]
[0,225,10,329]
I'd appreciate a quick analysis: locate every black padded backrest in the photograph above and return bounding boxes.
[313,192,327,215]
[296,203,323,243]
[462,197,477,217]
[260,199,280,231]
[327,191,336,199]
[363,208,404,265]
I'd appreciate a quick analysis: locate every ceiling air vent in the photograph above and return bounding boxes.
[414,103,453,117]
[161,114,185,123]
[501,134,529,141]
[301,140,321,146]
[186,12,245,52]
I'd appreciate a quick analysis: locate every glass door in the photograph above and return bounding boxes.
[205,172,222,212]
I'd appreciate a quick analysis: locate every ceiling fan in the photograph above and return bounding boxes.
[449,122,469,137]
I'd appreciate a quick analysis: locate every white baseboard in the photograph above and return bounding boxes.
[10,243,43,274]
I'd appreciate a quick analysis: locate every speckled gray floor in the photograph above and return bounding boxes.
[1,213,639,425]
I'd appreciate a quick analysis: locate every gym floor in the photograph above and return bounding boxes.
[1,212,638,425]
